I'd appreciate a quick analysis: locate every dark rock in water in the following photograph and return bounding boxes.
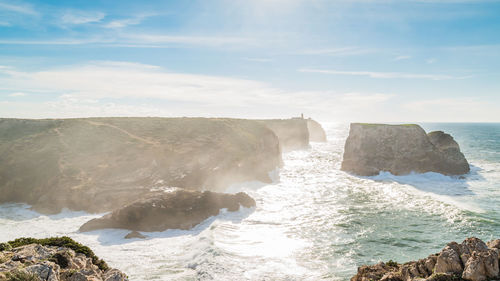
[0,237,127,281]
[306,118,327,142]
[259,118,310,152]
[124,231,146,239]
[0,117,280,214]
[341,123,470,176]
[79,189,256,232]
[351,237,500,281]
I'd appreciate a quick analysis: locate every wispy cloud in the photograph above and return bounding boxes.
[61,11,105,25]
[300,47,374,56]
[0,21,11,26]
[8,92,26,97]
[242,57,273,62]
[104,14,153,28]
[394,55,411,61]
[120,33,255,47]
[298,68,469,80]
[0,38,112,45]
[0,1,37,15]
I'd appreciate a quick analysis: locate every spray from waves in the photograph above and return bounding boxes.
[1,122,499,280]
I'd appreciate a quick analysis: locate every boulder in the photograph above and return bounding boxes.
[341,123,470,176]
[306,119,327,142]
[79,189,256,232]
[0,117,281,214]
[0,238,127,281]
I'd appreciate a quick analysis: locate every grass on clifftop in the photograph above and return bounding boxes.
[354,123,419,127]
[0,236,108,271]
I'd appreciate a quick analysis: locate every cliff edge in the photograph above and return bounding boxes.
[0,117,281,214]
[341,123,470,176]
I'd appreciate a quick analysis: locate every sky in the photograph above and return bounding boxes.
[0,0,499,122]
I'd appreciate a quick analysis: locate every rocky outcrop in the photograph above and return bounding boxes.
[259,118,310,152]
[351,237,500,281]
[79,189,256,232]
[306,118,327,142]
[341,123,470,176]
[0,117,280,214]
[0,237,127,281]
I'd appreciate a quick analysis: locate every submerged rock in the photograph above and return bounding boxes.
[351,237,500,281]
[79,189,256,232]
[124,231,146,239]
[0,237,127,281]
[341,123,470,176]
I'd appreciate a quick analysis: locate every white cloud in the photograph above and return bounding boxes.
[61,11,105,25]
[394,55,411,61]
[300,47,374,56]
[0,21,11,26]
[0,2,37,15]
[426,58,436,64]
[0,61,396,121]
[121,33,255,47]
[298,68,468,80]
[242,57,273,62]
[104,14,154,29]
[8,92,26,97]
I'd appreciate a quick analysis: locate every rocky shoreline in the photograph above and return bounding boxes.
[351,237,500,281]
[0,237,127,281]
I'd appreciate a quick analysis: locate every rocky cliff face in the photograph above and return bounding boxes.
[259,118,310,152]
[0,237,127,281]
[79,189,256,232]
[0,118,281,214]
[306,119,327,142]
[351,237,500,281]
[341,123,470,176]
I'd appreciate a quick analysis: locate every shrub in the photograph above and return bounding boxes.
[3,237,108,271]
[5,270,41,281]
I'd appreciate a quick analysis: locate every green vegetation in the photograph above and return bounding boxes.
[1,237,108,271]
[385,260,399,267]
[4,270,41,281]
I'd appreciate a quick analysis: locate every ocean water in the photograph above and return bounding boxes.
[1,123,499,280]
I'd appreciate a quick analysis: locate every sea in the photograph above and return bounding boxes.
[1,123,499,280]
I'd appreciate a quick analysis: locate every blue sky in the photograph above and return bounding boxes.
[0,0,499,122]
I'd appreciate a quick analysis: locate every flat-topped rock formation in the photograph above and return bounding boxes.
[306,118,327,142]
[258,118,310,152]
[0,117,280,214]
[341,123,470,176]
[351,237,500,281]
[0,237,127,281]
[79,189,256,232]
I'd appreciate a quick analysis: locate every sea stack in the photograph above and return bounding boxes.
[341,123,470,176]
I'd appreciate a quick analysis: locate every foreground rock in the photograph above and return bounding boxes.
[0,117,280,214]
[306,118,327,142]
[341,123,470,176]
[351,237,500,281]
[79,189,256,232]
[0,237,127,281]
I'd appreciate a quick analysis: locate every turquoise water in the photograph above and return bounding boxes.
[0,123,499,280]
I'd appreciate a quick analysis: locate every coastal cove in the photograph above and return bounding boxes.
[1,123,500,280]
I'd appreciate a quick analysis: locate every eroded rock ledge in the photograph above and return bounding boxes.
[351,237,500,281]
[0,237,127,281]
[341,123,470,176]
[79,189,256,232]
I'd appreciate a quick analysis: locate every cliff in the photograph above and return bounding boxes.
[0,117,281,214]
[0,237,127,281]
[351,237,500,281]
[258,118,310,152]
[79,189,256,232]
[341,123,470,176]
[307,119,327,142]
